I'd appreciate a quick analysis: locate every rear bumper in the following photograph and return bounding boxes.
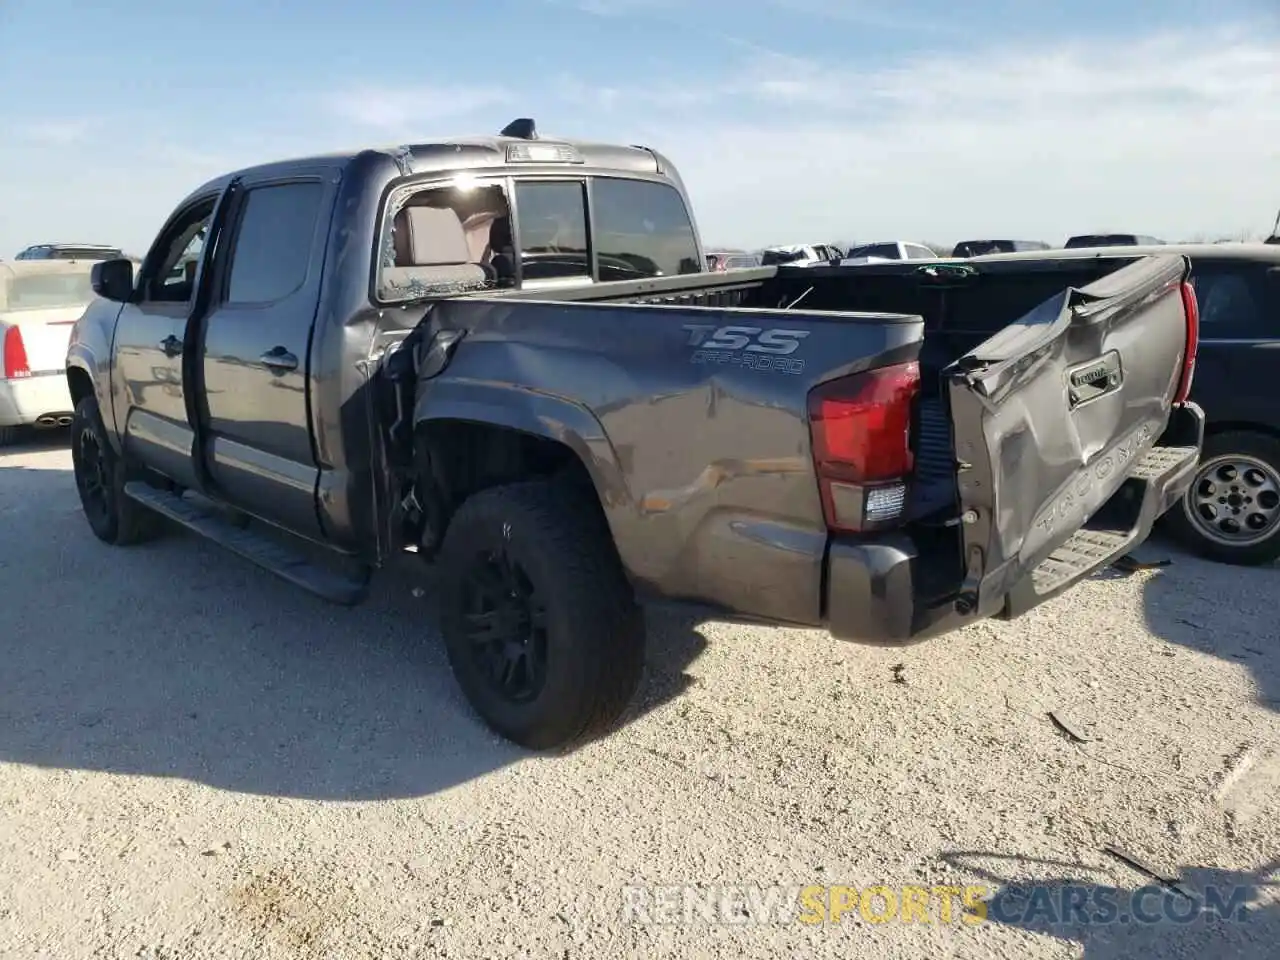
[0,371,73,427]
[825,533,976,646]
[824,402,1205,645]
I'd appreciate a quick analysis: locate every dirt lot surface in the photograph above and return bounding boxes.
[2,435,1277,959]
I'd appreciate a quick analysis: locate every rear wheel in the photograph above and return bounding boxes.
[437,478,645,749]
[70,395,162,545]
[1167,430,1280,566]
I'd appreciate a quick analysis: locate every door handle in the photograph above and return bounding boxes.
[160,334,183,358]
[259,346,298,373]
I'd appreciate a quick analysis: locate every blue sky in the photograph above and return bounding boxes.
[2,0,1278,255]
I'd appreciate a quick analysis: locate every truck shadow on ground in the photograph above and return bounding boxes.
[940,851,1279,959]
[1136,536,1278,714]
[0,463,709,802]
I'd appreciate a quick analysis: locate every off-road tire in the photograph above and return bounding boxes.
[70,395,163,546]
[438,478,645,749]
[1165,430,1280,566]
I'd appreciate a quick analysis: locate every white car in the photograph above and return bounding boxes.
[839,241,939,265]
[0,260,99,445]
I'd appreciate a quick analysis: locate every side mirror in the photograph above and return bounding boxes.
[91,258,135,302]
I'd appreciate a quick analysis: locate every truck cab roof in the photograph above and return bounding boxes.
[180,120,681,210]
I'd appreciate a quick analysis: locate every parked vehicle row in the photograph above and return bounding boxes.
[747,231,1169,267]
[943,234,1167,254]
[758,240,942,266]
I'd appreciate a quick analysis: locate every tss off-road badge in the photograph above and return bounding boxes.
[681,324,810,375]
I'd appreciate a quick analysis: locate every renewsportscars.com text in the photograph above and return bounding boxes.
[621,882,1256,927]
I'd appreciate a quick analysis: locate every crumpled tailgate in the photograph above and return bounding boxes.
[944,254,1200,617]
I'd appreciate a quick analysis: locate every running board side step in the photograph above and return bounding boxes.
[123,482,371,606]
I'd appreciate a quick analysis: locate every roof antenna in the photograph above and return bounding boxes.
[500,118,538,140]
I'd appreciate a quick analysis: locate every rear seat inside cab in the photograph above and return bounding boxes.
[379,206,494,298]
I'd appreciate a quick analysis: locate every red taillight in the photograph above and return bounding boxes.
[1174,280,1199,404]
[2,326,30,380]
[808,361,920,532]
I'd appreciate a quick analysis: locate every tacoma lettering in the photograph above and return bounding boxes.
[1034,423,1155,537]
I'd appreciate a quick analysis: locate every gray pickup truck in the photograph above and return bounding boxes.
[67,119,1204,748]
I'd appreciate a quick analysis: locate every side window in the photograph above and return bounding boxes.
[906,244,936,260]
[226,182,323,304]
[1189,262,1273,339]
[591,178,701,280]
[146,200,215,303]
[513,181,589,281]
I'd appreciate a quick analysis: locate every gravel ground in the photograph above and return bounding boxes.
[1,434,1277,960]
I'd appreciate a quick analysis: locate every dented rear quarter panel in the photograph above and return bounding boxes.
[414,297,923,626]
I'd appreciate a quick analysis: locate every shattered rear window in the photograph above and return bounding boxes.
[376,182,507,303]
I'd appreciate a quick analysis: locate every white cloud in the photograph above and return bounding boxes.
[0,89,513,256]
[618,27,1280,246]
[14,119,99,146]
[1,24,1277,256]
[327,85,512,131]
[761,0,969,35]
[558,0,681,15]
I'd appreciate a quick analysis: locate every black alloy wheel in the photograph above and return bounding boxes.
[73,419,113,530]
[460,544,549,704]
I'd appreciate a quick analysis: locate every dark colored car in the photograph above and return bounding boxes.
[972,243,1280,565]
[951,240,1051,258]
[15,243,126,261]
[1064,234,1164,249]
[66,121,1202,748]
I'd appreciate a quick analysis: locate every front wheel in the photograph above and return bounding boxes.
[437,479,645,749]
[1166,430,1280,566]
[70,395,161,545]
